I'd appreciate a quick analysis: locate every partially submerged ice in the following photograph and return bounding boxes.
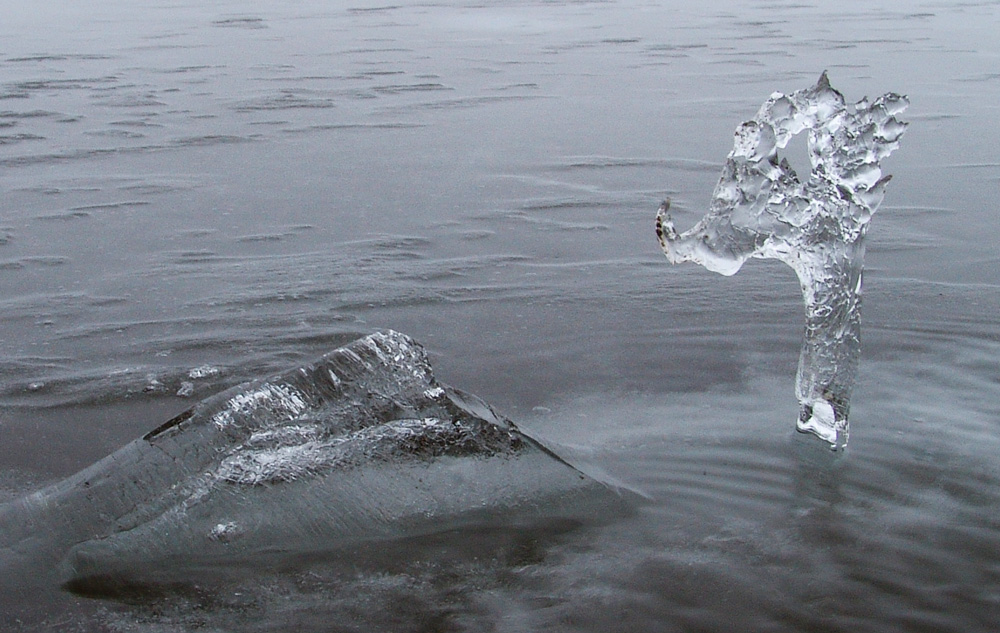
[0,331,622,591]
[656,72,908,448]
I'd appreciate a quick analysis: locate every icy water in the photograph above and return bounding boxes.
[1,0,999,631]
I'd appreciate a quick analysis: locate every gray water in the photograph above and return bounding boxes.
[1,0,999,631]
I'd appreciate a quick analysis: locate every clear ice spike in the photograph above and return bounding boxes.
[655,72,908,449]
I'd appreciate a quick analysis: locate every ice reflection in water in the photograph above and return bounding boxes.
[656,72,908,448]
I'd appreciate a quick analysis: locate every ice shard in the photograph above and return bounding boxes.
[0,331,624,591]
[655,72,908,448]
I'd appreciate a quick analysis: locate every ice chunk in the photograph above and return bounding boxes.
[656,72,908,448]
[188,365,221,379]
[0,331,626,589]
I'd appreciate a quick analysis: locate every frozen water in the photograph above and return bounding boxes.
[0,331,623,590]
[656,72,908,448]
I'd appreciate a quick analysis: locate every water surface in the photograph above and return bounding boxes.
[2,0,999,631]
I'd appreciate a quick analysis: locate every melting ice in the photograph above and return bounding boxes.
[0,331,624,593]
[656,72,908,448]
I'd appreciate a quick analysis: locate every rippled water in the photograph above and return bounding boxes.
[2,0,999,631]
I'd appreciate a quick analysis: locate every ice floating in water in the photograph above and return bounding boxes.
[0,331,623,592]
[656,72,908,448]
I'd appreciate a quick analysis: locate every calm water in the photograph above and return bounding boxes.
[2,0,999,630]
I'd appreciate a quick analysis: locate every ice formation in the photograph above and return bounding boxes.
[656,72,908,448]
[0,331,624,590]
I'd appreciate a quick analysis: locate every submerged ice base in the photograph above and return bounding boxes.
[656,72,908,448]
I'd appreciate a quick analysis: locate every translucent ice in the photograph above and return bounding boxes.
[656,72,908,448]
[0,331,624,590]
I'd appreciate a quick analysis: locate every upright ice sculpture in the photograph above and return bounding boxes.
[655,72,907,448]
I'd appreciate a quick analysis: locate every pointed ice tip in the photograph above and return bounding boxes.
[817,70,830,88]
